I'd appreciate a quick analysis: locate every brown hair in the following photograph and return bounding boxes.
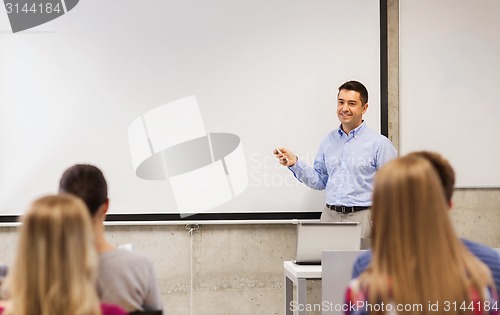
[338,80,368,105]
[408,151,455,203]
[59,164,108,216]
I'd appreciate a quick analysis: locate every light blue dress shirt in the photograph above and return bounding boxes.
[288,122,397,206]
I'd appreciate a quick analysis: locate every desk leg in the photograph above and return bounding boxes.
[285,275,293,315]
[297,278,307,315]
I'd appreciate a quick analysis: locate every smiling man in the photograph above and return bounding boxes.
[275,81,397,238]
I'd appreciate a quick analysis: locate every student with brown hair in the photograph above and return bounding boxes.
[1,195,126,315]
[345,155,498,315]
[59,164,163,313]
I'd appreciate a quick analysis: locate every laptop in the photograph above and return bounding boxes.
[293,222,361,265]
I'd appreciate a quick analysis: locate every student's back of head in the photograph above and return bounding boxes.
[57,164,163,313]
[4,195,102,315]
[59,164,108,216]
[408,150,455,203]
[360,155,493,314]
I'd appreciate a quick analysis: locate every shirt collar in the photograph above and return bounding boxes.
[337,121,366,138]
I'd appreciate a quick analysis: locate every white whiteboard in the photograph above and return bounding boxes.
[400,0,500,188]
[0,0,382,217]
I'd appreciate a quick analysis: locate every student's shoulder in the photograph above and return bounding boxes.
[100,248,154,265]
[462,238,498,258]
[462,238,500,268]
[355,250,373,264]
[352,251,373,278]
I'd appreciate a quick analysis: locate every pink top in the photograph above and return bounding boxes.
[101,303,128,315]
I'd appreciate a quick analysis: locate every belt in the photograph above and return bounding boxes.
[326,204,369,213]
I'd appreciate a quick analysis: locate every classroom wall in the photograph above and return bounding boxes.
[0,1,499,314]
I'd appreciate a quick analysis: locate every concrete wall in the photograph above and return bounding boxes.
[1,1,499,314]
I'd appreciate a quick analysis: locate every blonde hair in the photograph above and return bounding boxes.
[361,155,492,314]
[5,195,102,315]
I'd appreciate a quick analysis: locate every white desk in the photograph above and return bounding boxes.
[283,261,322,315]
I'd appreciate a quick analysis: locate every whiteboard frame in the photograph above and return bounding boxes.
[0,0,389,223]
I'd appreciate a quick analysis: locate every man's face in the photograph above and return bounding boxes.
[337,89,368,133]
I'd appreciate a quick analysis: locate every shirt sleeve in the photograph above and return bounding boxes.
[351,257,363,279]
[375,137,398,169]
[351,251,373,279]
[495,251,500,295]
[288,144,329,190]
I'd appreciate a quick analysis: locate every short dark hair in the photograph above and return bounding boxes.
[408,151,455,203]
[338,80,368,105]
[59,164,108,216]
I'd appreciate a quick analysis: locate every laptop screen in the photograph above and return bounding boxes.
[294,222,361,265]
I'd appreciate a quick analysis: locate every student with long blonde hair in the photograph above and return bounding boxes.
[1,195,126,315]
[351,151,500,293]
[345,155,498,315]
